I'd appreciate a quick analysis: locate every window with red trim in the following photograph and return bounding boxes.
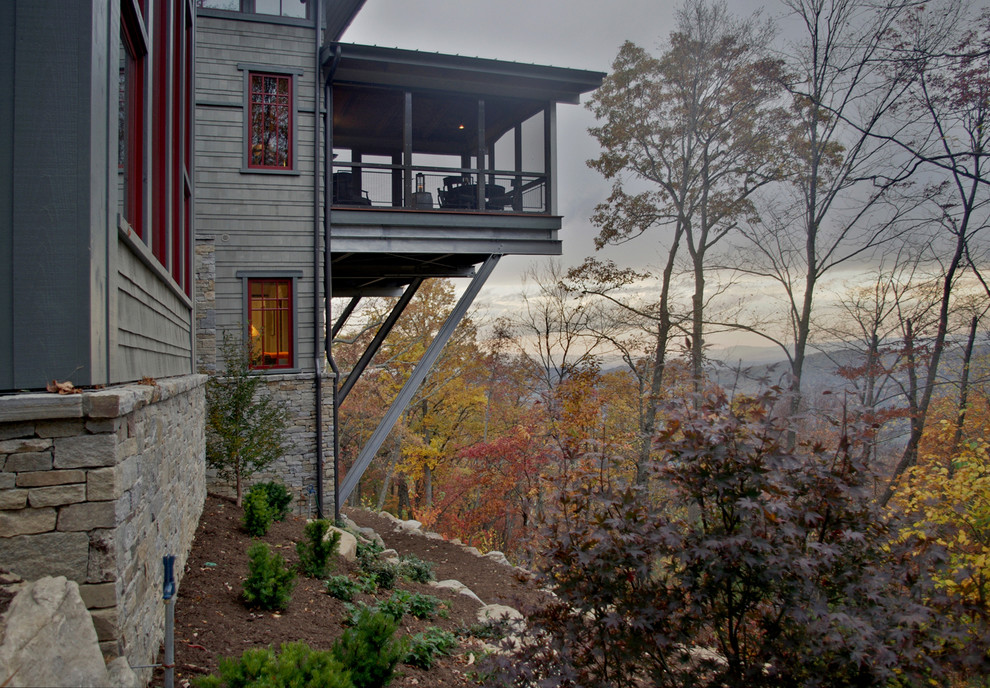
[118,1,146,236]
[248,279,293,368]
[248,73,292,169]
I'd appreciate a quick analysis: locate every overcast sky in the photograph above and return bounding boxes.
[341,0,781,336]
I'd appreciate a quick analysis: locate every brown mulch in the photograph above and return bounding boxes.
[159,494,539,687]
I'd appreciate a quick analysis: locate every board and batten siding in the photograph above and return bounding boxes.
[195,15,323,372]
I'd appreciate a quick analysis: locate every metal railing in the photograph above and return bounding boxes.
[331,162,548,214]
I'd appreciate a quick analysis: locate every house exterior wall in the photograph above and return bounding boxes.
[195,12,335,515]
[195,15,321,375]
[0,376,206,684]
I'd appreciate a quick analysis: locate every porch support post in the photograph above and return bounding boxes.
[338,254,501,504]
[403,91,413,206]
[337,278,422,404]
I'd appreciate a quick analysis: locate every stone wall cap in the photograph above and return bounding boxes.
[0,394,83,423]
[0,374,207,421]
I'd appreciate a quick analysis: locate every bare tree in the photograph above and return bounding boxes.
[879,4,990,501]
[730,0,921,428]
[586,0,788,394]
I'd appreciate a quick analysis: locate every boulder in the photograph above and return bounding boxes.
[477,603,523,624]
[432,579,483,606]
[484,551,512,567]
[0,576,110,687]
[106,657,140,688]
[326,527,357,563]
[398,519,422,532]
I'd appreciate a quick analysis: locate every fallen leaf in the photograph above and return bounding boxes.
[46,380,81,395]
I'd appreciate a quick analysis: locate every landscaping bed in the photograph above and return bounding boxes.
[162,494,538,687]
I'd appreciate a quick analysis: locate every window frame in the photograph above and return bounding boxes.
[237,271,302,372]
[119,0,148,237]
[238,65,302,175]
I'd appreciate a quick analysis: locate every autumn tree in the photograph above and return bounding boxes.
[878,3,990,499]
[586,0,787,394]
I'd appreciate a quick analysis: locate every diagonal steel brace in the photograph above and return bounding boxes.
[337,255,501,504]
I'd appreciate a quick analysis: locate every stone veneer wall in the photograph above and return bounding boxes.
[195,238,217,375]
[206,372,336,517]
[0,375,207,683]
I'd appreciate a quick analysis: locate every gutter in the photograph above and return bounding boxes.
[324,43,343,523]
[312,0,325,518]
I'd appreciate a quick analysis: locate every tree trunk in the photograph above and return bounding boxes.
[950,314,980,472]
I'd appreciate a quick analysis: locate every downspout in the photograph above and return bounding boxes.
[324,44,343,523]
[312,0,325,518]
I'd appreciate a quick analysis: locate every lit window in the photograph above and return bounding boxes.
[248,73,292,169]
[248,279,293,368]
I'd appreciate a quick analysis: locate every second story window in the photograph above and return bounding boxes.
[248,73,292,170]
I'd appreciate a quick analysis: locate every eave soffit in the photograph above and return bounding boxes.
[324,42,605,104]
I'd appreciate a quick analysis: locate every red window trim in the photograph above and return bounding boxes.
[247,278,294,369]
[247,72,293,170]
[120,2,146,238]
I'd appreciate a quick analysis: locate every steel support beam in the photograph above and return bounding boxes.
[338,278,422,404]
[332,296,362,339]
[338,254,501,504]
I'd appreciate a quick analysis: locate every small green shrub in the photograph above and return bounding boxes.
[342,601,373,627]
[398,555,434,583]
[241,488,273,537]
[297,519,340,579]
[360,559,398,590]
[404,627,458,670]
[355,575,378,593]
[326,575,362,602]
[194,642,353,688]
[250,481,293,522]
[406,592,447,620]
[355,539,383,566]
[331,607,408,688]
[242,541,296,611]
[376,590,411,622]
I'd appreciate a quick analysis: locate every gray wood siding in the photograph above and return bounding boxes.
[115,238,194,382]
[6,0,107,390]
[0,0,15,390]
[195,15,322,372]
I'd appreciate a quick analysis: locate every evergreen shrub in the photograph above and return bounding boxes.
[241,488,273,537]
[194,641,353,688]
[331,607,407,688]
[297,519,340,578]
[242,541,296,611]
[250,481,293,522]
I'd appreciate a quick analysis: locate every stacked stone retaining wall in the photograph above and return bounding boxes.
[205,372,335,517]
[0,375,207,684]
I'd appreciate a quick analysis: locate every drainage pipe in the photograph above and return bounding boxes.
[312,0,325,518]
[324,44,343,523]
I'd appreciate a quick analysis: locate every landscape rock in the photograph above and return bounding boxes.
[106,657,140,688]
[423,531,444,540]
[477,603,524,623]
[357,527,384,547]
[398,519,422,532]
[0,576,110,687]
[380,548,398,559]
[327,526,357,562]
[484,551,512,567]
[433,579,484,606]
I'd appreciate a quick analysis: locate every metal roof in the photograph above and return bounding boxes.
[325,42,604,104]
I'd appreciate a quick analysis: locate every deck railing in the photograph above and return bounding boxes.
[331,162,548,214]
